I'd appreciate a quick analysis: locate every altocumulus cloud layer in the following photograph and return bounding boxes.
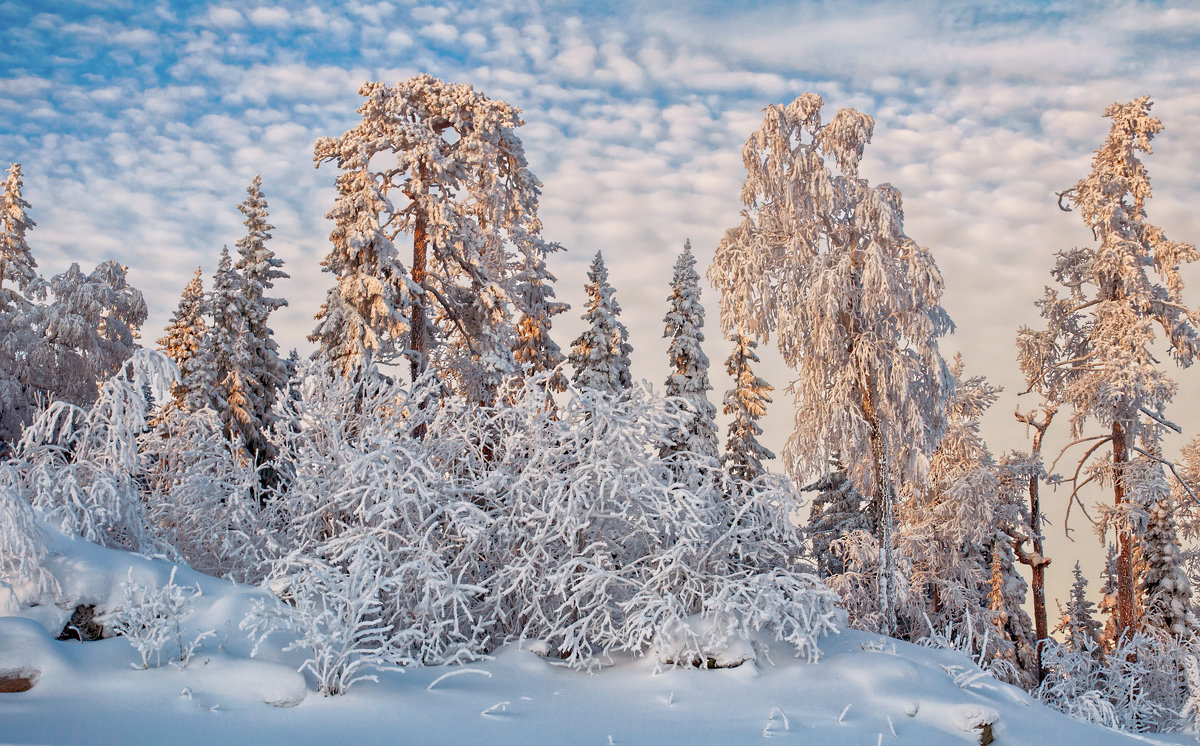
[3,1,1200,541]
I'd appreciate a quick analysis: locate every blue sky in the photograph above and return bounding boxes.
[4,0,1200,599]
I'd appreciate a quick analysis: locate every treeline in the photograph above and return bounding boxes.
[2,77,1200,732]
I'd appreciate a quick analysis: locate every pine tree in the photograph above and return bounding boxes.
[709,93,954,635]
[312,75,555,392]
[158,268,208,411]
[233,176,288,461]
[661,240,718,470]
[0,163,39,312]
[569,252,632,396]
[1018,96,1200,640]
[1100,543,1121,650]
[1056,561,1103,654]
[722,332,775,486]
[207,247,242,444]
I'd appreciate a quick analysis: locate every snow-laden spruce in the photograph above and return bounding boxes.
[660,240,718,473]
[0,163,38,313]
[569,251,632,396]
[721,333,775,488]
[709,93,954,636]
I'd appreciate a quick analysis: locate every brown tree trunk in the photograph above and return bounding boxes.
[1027,471,1048,677]
[410,208,428,383]
[1112,420,1136,640]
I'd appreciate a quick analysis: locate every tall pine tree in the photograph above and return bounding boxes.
[0,163,38,312]
[721,332,775,486]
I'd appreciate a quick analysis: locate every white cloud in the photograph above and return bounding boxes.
[248,6,290,28]
[205,6,242,28]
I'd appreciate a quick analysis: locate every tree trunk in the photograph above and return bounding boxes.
[410,206,428,383]
[1027,472,1048,673]
[862,387,897,637]
[1112,420,1136,640]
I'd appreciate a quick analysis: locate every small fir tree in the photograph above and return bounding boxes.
[722,332,775,486]
[1056,561,1103,654]
[158,268,208,410]
[569,252,632,396]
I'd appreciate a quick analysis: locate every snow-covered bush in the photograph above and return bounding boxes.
[143,406,270,582]
[102,567,214,669]
[243,540,409,696]
[0,477,55,610]
[6,350,175,553]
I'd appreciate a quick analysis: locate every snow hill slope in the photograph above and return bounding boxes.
[0,531,1178,745]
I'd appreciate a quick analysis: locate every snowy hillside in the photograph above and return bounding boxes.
[0,530,1167,745]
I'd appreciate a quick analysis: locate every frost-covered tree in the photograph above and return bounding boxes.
[157,268,209,411]
[661,240,718,471]
[805,460,870,578]
[986,534,1038,687]
[510,235,567,391]
[721,332,775,487]
[1018,96,1200,640]
[312,74,557,396]
[0,163,38,312]
[1137,472,1196,638]
[205,247,243,439]
[1057,561,1103,654]
[232,175,288,461]
[709,93,954,635]
[569,252,632,396]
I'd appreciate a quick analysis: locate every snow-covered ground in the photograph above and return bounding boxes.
[0,530,1177,745]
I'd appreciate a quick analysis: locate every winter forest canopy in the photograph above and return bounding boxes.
[4,71,1200,737]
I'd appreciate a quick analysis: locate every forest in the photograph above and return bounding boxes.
[2,75,1200,737]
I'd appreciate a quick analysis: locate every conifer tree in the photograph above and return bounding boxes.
[1056,561,1103,654]
[569,252,632,396]
[1018,96,1199,640]
[1138,478,1196,638]
[158,268,208,411]
[0,163,39,312]
[710,93,954,635]
[511,237,567,391]
[722,332,775,487]
[312,74,556,392]
[661,240,718,468]
[233,176,288,461]
[987,535,1038,687]
[207,247,242,443]
[805,460,870,578]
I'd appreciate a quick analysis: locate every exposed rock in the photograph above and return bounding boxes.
[57,604,105,641]
[0,669,38,693]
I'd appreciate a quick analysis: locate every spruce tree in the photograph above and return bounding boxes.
[661,240,718,469]
[511,237,567,392]
[158,268,208,411]
[1056,561,1103,654]
[233,175,287,461]
[569,252,632,396]
[1139,482,1196,638]
[0,163,39,312]
[987,533,1038,687]
[722,332,775,486]
[805,460,869,578]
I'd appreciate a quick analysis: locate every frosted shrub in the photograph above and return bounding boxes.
[243,541,408,696]
[0,478,55,609]
[103,567,214,669]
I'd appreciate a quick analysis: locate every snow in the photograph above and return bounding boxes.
[0,527,1170,745]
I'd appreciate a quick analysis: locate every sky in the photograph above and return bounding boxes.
[3,0,1200,606]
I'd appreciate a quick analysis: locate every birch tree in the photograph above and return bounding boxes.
[709,93,954,635]
[1017,96,1200,640]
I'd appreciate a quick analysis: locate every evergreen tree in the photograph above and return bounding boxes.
[1138,479,1196,638]
[661,240,718,470]
[805,461,870,578]
[233,176,288,461]
[722,332,775,486]
[312,74,556,392]
[569,252,632,396]
[1056,561,1103,654]
[1018,96,1200,640]
[987,532,1038,687]
[511,236,567,392]
[0,163,39,312]
[709,93,954,635]
[207,247,242,443]
[1100,543,1120,650]
[157,268,208,411]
